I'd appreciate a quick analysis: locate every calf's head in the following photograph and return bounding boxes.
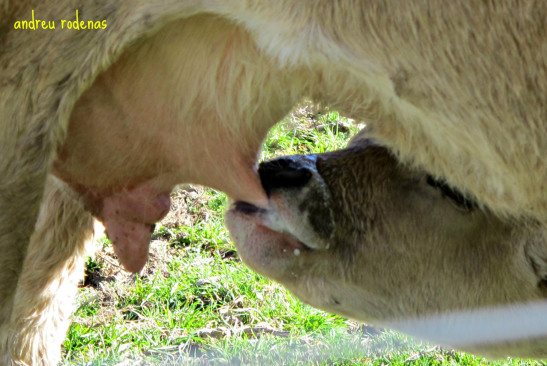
[226,137,547,358]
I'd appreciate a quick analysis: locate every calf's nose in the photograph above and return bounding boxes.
[259,157,313,196]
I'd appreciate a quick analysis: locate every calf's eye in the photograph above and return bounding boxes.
[426,175,476,211]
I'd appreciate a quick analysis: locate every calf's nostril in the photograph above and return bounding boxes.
[259,157,313,196]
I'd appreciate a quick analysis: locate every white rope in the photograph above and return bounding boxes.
[387,300,547,347]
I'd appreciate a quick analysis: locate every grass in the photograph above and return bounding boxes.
[61,105,544,365]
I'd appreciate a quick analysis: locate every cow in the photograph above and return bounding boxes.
[0,0,545,364]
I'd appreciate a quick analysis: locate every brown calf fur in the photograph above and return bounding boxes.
[227,136,547,358]
[0,1,545,364]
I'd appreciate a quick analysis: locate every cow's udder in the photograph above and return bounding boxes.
[100,185,171,272]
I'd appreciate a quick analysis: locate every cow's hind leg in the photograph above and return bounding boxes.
[0,175,94,365]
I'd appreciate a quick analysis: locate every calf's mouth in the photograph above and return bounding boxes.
[225,154,334,278]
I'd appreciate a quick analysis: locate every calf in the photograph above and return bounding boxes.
[227,135,547,358]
